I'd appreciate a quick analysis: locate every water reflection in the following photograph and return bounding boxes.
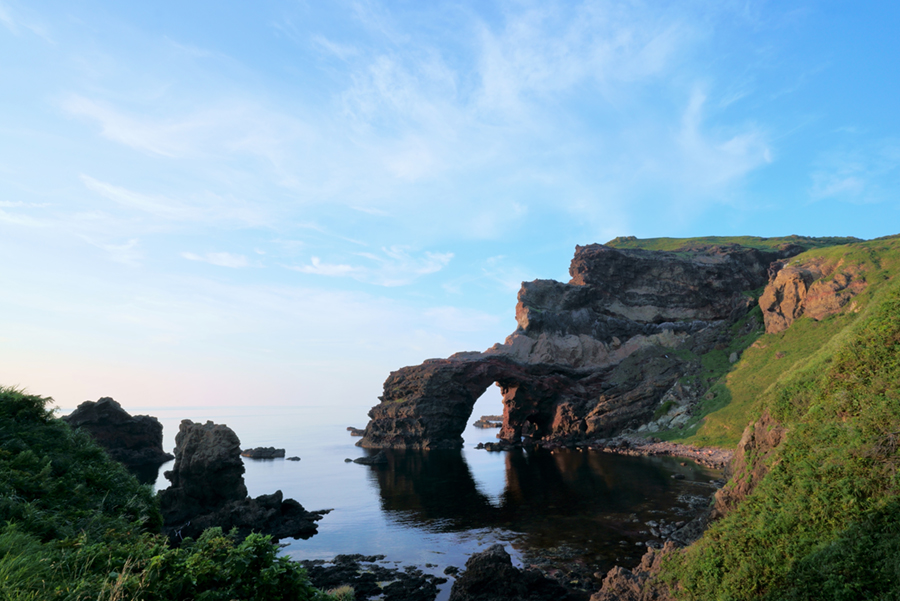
[367,447,718,570]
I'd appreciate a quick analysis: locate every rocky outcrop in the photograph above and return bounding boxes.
[158,420,328,542]
[712,410,786,518]
[590,542,677,601]
[241,447,285,458]
[361,243,802,450]
[448,544,574,601]
[760,258,867,334]
[63,397,173,467]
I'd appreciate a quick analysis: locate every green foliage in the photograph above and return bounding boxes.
[663,276,900,600]
[0,387,162,541]
[0,387,338,601]
[605,235,860,252]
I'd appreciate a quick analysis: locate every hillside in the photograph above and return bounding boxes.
[0,388,337,601]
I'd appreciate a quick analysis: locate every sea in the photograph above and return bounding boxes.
[97,390,720,600]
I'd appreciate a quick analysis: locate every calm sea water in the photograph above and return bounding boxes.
[112,391,718,600]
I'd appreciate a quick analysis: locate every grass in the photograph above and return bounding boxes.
[654,237,900,448]
[661,268,900,600]
[605,235,860,252]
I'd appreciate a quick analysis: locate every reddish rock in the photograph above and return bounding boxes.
[760,259,867,334]
[713,410,786,518]
[590,542,677,601]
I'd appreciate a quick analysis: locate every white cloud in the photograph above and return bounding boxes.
[809,141,900,204]
[287,246,453,286]
[182,251,250,268]
[81,175,201,221]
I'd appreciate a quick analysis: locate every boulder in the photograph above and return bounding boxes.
[63,397,173,467]
[158,420,328,542]
[448,544,573,601]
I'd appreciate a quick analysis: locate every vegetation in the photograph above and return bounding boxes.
[605,234,860,252]
[0,387,337,601]
[661,253,900,599]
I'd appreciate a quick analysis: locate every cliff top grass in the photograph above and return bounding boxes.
[605,234,861,252]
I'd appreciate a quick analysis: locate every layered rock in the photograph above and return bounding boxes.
[158,420,328,542]
[63,397,173,467]
[360,243,801,450]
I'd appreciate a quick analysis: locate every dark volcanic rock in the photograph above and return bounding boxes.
[360,243,802,450]
[158,420,328,542]
[300,554,446,601]
[63,397,173,467]
[241,446,285,458]
[448,544,574,601]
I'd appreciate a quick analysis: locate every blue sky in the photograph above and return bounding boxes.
[1,0,898,410]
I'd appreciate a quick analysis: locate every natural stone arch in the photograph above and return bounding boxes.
[357,355,594,449]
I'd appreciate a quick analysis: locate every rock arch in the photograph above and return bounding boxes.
[357,355,605,449]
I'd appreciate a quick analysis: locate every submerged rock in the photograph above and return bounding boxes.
[158,419,329,542]
[63,397,173,468]
[353,450,388,465]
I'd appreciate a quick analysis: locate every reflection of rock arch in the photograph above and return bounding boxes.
[358,355,598,450]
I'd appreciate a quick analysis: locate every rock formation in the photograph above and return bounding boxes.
[760,257,866,334]
[589,542,676,601]
[360,243,802,450]
[158,420,329,542]
[241,446,286,458]
[448,544,573,601]
[63,397,173,467]
[712,410,786,518]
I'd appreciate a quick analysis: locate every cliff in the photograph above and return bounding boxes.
[360,240,806,449]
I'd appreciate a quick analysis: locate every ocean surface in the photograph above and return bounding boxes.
[112,391,719,600]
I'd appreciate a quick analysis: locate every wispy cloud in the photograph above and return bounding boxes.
[287,246,453,286]
[809,140,900,204]
[81,237,142,266]
[182,251,250,268]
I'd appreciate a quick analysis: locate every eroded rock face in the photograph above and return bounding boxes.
[158,420,328,542]
[63,397,173,467]
[361,243,800,450]
[590,542,676,601]
[760,259,867,334]
[712,410,786,518]
[448,544,573,601]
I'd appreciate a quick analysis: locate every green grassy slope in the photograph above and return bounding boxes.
[664,272,900,599]
[653,238,900,449]
[0,388,334,601]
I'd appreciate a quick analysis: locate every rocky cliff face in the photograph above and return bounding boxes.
[158,420,329,542]
[360,243,802,450]
[760,257,866,334]
[63,397,173,467]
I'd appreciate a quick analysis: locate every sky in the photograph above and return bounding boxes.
[1,0,898,411]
